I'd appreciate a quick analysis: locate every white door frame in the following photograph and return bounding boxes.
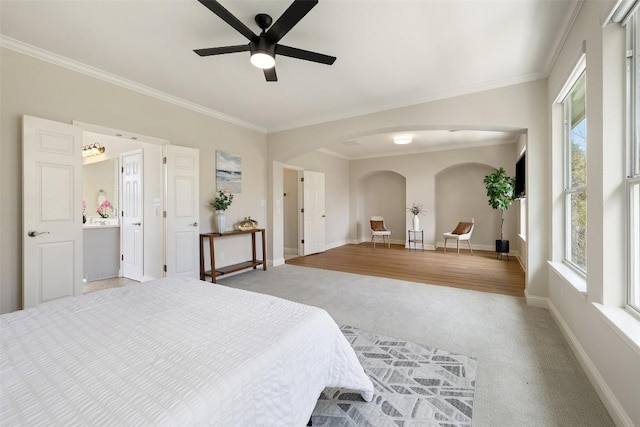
[282,164,303,258]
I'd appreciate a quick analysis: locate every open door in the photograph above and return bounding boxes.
[120,150,144,281]
[22,115,83,308]
[165,145,200,278]
[300,170,326,255]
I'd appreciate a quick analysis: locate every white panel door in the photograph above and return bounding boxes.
[166,145,199,278]
[23,115,83,308]
[121,150,143,281]
[302,170,326,255]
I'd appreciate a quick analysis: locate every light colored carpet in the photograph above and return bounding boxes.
[219,264,614,427]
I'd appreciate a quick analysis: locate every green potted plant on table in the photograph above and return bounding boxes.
[483,167,516,257]
[210,190,234,233]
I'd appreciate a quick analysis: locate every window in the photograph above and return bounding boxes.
[627,12,640,314]
[562,71,587,273]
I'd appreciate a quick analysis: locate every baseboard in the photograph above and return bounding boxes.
[325,240,349,250]
[434,242,521,258]
[284,247,298,255]
[516,254,527,273]
[271,257,285,267]
[546,299,635,427]
[524,289,548,308]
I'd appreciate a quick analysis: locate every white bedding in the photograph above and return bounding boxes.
[0,277,373,426]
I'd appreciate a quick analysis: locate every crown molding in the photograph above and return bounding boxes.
[0,36,266,134]
[543,0,584,75]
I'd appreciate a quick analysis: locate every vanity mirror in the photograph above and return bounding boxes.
[83,158,119,221]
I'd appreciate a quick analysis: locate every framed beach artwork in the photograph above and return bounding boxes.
[216,150,242,193]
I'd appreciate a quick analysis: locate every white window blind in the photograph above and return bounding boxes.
[610,0,640,25]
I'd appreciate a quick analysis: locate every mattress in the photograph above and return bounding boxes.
[0,277,373,426]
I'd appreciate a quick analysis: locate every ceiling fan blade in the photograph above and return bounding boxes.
[194,44,250,56]
[265,0,318,43]
[197,0,257,41]
[276,44,336,65]
[263,67,278,82]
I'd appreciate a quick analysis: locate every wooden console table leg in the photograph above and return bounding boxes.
[251,231,257,269]
[199,235,205,280]
[262,229,267,270]
[209,236,217,283]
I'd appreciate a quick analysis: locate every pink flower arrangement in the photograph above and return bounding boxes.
[97,200,113,218]
[82,200,87,215]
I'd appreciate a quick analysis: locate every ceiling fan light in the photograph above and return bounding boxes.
[250,52,275,69]
[393,135,412,145]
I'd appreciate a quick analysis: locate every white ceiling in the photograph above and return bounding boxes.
[0,0,580,158]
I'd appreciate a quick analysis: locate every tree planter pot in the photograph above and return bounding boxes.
[495,239,510,260]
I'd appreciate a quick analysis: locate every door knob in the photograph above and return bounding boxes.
[27,230,50,237]
[132,222,141,226]
[190,222,199,227]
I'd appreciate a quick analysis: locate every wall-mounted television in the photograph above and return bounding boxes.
[515,153,525,198]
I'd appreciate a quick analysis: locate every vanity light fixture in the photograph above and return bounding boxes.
[393,135,413,145]
[82,143,105,158]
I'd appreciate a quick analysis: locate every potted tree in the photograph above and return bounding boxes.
[483,167,516,256]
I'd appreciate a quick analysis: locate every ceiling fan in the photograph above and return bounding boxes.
[194,0,336,82]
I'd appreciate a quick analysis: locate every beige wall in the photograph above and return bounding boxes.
[285,150,351,249]
[0,48,267,313]
[435,162,505,249]
[282,144,519,253]
[350,144,519,250]
[362,171,406,244]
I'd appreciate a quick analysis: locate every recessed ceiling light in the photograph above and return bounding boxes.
[393,135,412,145]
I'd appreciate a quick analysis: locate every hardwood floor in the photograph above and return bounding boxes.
[286,243,525,297]
[83,277,138,294]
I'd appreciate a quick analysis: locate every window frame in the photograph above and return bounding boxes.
[627,13,640,315]
[628,178,640,314]
[562,69,588,275]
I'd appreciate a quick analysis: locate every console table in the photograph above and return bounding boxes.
[199,229,266,283]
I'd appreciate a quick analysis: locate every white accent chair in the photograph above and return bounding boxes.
[443,217,475,255]
[370,216,391,248]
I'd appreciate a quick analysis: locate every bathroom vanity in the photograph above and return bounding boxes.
[83,220,120,281]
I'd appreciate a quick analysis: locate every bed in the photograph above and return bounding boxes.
[0,277,373,426]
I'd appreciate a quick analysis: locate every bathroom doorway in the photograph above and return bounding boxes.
[22,115,198,307]
[79,126,165,284]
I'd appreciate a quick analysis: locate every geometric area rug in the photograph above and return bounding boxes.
[312,325,477,427]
